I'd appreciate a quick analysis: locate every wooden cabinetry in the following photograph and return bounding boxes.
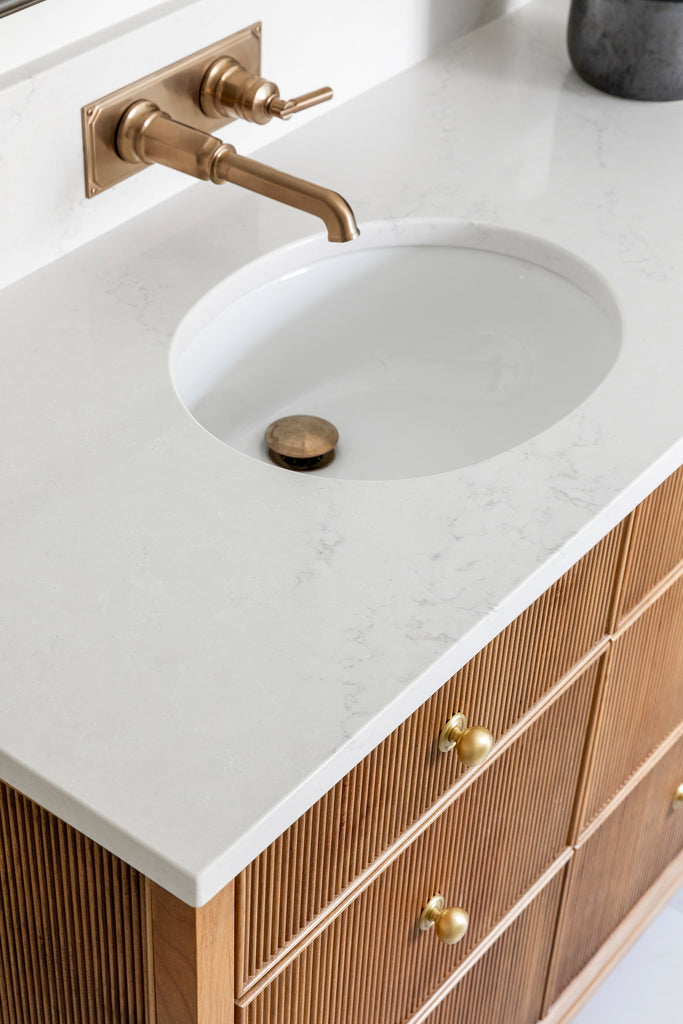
[421,871,565,1024]
[578,575,683,830]
[235,526,623,995]
[0,787,153,1024]
[236,670,596,1024]
[547,731,683,1010]
[2,465,683,1024]
[615,465,683,621]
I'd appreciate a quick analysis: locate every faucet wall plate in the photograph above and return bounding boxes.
[81,23,261,197]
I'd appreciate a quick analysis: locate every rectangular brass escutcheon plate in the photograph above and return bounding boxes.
[82,23,261,197]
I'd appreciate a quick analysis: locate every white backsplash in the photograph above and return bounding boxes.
[0,0,529,290]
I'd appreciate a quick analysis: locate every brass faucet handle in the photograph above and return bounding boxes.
[200,57,332,124]
[268,87,334,120]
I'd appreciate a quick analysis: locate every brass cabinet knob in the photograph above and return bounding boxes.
[438,713,493,766]
[419,894,469,945]
[673,783,683,810]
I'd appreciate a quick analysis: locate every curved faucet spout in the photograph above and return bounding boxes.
[211,144,359,243]
[116,101,359,243]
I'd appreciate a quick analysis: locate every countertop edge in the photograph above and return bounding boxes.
[4,441,680,908]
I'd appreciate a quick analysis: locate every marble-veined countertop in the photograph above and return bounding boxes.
[2,0,683,905]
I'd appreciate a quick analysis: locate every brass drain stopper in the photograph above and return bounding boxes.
[265,414,339,472]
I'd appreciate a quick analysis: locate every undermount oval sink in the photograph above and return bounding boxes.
[170,220,622,480]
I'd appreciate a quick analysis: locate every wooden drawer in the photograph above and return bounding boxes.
[236,664,598,1024]
[236,528,623,992]
[617,464,683,622]
[547,729,683,1008]
[579,573,683,830]
[420,870,564,1024]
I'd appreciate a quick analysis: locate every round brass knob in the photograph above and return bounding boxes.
[673,783,683,810]
[438,713,493,766]
[419,894,469,945]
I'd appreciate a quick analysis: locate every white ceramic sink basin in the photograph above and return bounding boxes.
[171,221,622,480]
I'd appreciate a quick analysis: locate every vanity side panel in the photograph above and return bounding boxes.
[579,572,683,830]
[617,464,683,620]
[0,781,154,1024]
[236,667,597,1024]
[236,526,624,992]
[546,731,683,1008]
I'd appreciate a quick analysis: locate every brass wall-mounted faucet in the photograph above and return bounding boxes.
[116,98,358,243]
[82,24,359,243]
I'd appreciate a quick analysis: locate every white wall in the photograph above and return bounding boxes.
[0,0,530,289]
[0,0,177,74]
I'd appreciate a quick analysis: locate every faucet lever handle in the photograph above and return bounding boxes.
[201,57,333,124]
[268,87,334,120]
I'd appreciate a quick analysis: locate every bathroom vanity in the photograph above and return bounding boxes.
[1,1,683,1022]
[2,466,683,1023]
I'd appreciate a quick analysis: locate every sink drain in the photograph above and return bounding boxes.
[265,415,339,472]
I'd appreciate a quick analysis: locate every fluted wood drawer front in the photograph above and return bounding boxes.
[548,730,683,1008]
[236,666,598,1024]
[420,870,564,1024]
[580,573,683,830]
[618,464,683,622]
[236,527,623,993]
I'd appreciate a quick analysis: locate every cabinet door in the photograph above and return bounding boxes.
[617,464,683,622]
[236,666,597,1024]
[580,576,683,830]
[547,731,683,1008]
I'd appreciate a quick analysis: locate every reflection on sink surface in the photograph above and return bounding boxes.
[170,220,622,480]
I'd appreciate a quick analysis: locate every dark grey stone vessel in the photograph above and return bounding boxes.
[568,0,683,100]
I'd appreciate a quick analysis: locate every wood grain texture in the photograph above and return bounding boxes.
[0,781,153,1024]
[236,526,623,993]
[546,730,683,1007]
[542,848,683,1024]
[416,870,564,1024]
[236,668,597,1024]
[617,463,683,621]
[151,882,234,1024]
[579,572,683,830]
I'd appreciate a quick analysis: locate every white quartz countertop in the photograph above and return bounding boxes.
[3,0,683,906]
